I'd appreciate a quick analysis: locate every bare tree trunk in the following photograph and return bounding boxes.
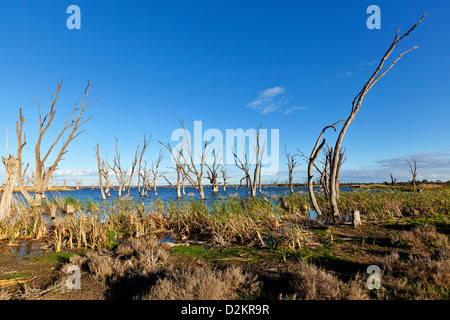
[110,136,128,198]
[178,121,209,201]
[15,80,96,205]
[306,121,343,217]
[285,146,300,195]
[407,157,419,189]
[160,140,186,199]
[206,149,221,193]
[390,174,397,187]
[258,164,262,194]
[328,15,425,221]
[233,126,264,198]
[0,156,19,221]
[95,144,106,200]
[221,166,230,192]
[150,149,164,196]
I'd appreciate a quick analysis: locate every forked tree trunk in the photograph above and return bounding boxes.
[328,15,425,221]
[0,156,19,221]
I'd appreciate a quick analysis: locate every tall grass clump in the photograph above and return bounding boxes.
[208,197,278,244]
[315,189,450,221]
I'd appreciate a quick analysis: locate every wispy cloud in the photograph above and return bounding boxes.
[54,169,98,177]
[247,87,305,115]
[330,60,378,82]
[283,106,306,114]
[339,151,450,183]
[376,151,450,171]
[337,71,352,78]
[356,60,378,71]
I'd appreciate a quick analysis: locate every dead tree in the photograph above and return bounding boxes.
[317,149,331,200]
[124,138,145,199]
[284,146,301,194]
[109,136,128,198]
[317,145,346,200]
[23,167,35,188]
[179,122,210,200]
[160,140,186,199]
[0,155,19,221]
[327,15,425,221]
[306,121,343,217]
[15,80,96,204]
[407,157,420,189]
[74,179,83,191]
[221,165,231,192]
[149,149,164,196]
[206,149,221,193]
[138,160,150,197]
[232,126,264,197]
[240,171,250,194]
[95,144,107,200]
[390,174,397,187]
[136,134,151,197]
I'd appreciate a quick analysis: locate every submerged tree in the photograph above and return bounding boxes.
[206,149,221,193]
[109,136,128,198]
[95,144,112,200]
[136,134,151,198]
[284,146,301,194]
[149,149,164,196]
[160,140,187,199]
[232,126,265,198]
[179,122,210,201]
[221,165,231,192]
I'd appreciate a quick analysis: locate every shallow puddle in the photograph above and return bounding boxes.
[0,239,49,260]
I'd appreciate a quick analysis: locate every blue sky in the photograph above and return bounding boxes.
[0,0,449,185]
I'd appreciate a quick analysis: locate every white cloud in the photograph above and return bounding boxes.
[54,169,98,177]
[247,87,304,115]
[259,86,285,98]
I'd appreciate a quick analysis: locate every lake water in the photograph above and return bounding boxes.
[31,185,357,206]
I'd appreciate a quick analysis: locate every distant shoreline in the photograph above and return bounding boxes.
[1,182,447,193]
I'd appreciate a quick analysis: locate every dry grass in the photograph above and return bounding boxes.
[142,266,261,300]
[65,235,261,300]
[0,289,11,300]
[390,225,448,252]
[280,259,369,300]
[66,236,171,279]
[379,246,450,299]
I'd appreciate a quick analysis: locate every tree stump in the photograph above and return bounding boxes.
[0,155,20,221]
[352,210,361,227]
[66,205,74,214]
[50,206,57,219]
